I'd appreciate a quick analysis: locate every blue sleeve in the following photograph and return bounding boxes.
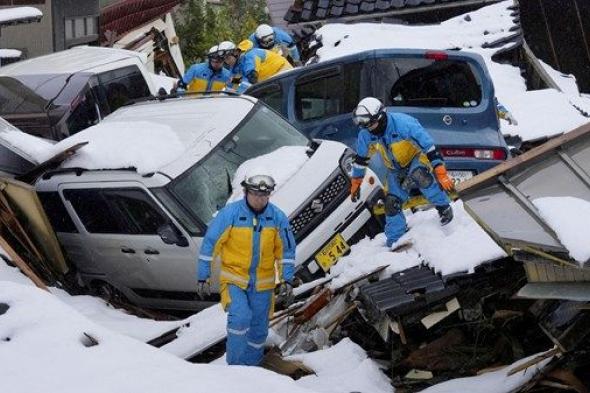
[352,130,371,178]
[241,53,258,83]
[197,206,232,281]
[275,28,300,61]
[182,64,199,84]
[277,210,296,283]
[248,33,259,48]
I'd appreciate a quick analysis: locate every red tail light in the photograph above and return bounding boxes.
[440,148,507,160]
[425,51,448,61]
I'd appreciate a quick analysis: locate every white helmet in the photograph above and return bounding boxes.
[352,97,385,127]
[218,40,236,55]
[208,45,219,55]
[241,172,276,194]
[255,24,275,48]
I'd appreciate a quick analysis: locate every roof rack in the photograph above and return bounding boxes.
[121,90,244,107]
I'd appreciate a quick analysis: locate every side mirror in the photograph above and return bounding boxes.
[157,223,189,247]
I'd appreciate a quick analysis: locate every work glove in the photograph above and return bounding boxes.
[196,280,210,300]
[433,165,454,192]
[350,177,363,202]
[276,281,294,308]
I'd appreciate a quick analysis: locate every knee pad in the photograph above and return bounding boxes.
[410,166,434,188]
[384,194,402,216]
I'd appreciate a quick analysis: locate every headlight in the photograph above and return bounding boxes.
[339,149,355,176]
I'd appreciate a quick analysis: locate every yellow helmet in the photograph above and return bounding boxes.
[238,39,254,52]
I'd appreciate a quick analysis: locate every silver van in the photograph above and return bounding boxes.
[33,95,384,310]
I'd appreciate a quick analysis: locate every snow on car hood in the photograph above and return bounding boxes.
[228,140,347,215]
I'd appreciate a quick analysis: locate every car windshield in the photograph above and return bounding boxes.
[373,58,483,108]
[168,104,309,225]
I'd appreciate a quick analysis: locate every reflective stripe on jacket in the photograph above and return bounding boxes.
[197,199,296,291]
[182,63,232,93]
[352,112,440,178]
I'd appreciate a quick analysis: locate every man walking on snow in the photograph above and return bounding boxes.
[196,173,296,366]
[350,97,455,248]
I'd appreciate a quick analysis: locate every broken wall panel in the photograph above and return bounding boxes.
[457,122,590,264]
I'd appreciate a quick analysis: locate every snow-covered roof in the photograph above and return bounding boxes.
[0,46,146,76]
[0,6,42,26]
[0,49,22,58]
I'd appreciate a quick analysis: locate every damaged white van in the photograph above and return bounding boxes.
[33,94,383,310]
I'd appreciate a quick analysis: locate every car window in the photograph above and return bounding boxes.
[37,192,78,233]
[295,64,361,121]
[248,84,285,116]
[373,58,482,108]
[66,88,100,135]
[0,144,35,175]
[64,188,168,235]
[170,104,308,225]
[97,65,151,113]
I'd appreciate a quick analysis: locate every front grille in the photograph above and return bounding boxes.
[290,171,349,242]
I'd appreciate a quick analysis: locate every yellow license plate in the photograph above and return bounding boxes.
[315,233,350,272]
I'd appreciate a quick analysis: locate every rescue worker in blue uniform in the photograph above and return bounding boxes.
[249,24,301,66]
[176,45,231,93]
[222,40,292,92]
[196,173,296,366]
[350,97,455,248]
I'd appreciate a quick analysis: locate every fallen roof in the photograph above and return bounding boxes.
[283,0,502,24]
[100,0,181,43]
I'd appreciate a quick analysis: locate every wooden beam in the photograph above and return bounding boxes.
[0,234,47,290]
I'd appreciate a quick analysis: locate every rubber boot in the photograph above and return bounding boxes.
[436,205,453,226]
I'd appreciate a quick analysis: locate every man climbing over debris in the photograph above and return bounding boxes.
[196,172,296,366]
[175,45,231,93]
[249,23,302,66]
[350,97,455,248]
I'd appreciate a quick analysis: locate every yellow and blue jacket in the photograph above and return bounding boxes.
[235,48,292,85]
[197,199,296,292]
[352,112,442,178]
[182,62,232,93]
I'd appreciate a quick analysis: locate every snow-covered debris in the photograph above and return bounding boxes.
[533,196,590,264]
[0,7,42,24]
[0,282,317,393]
[313,0,590,142]
[328,200,507,289]
[418,351,552,393]
[288,338,393,393]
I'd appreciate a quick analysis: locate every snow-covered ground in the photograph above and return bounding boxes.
[313,0,590,142]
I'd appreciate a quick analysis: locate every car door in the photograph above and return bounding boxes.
[290,62,364,148]
[59,182,199,299]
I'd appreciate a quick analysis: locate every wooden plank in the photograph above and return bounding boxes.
[0,234,47,290]
[457,122,590,193]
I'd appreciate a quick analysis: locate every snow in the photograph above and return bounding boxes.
[0,49,22,58]
[0,7,42,24]
[0,282,315,393]
[150,72,177,94]
[288,338,393,393]
[228,146,310,203]
[0,121,186,174]
[419,352,552,393]
[328,200,507,289]
[313,0,590,142]
[533,196,590,264]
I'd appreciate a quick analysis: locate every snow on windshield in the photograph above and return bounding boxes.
[533,196,590,264]
[313,0,590,142]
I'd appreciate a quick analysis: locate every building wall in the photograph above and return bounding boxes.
[266,0,292,28]
[0,1,53,58]
[52,0,100,51]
